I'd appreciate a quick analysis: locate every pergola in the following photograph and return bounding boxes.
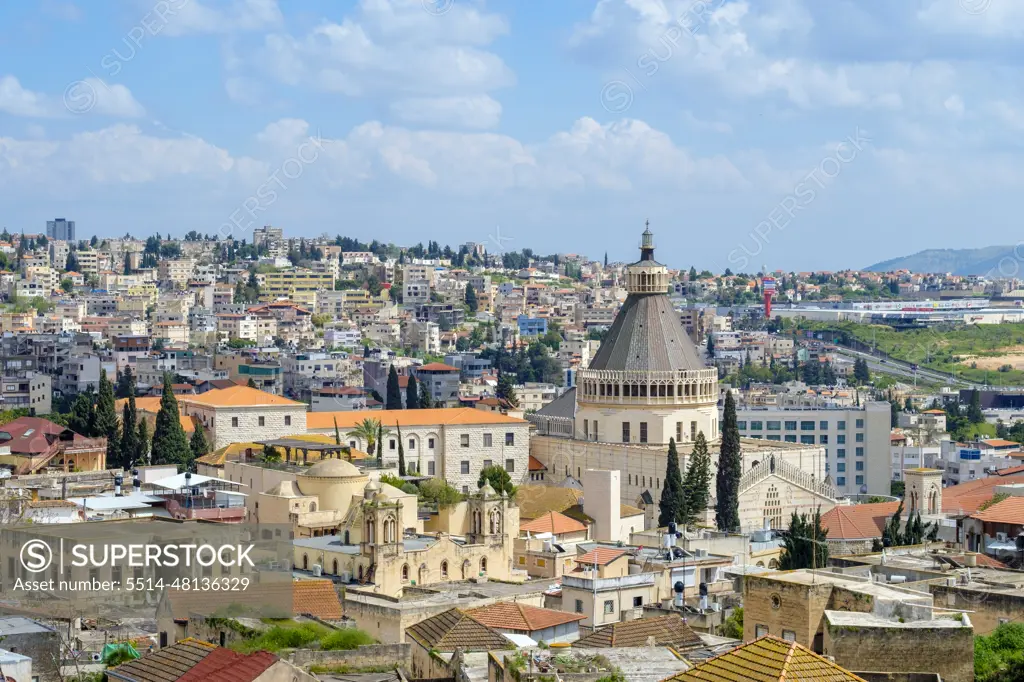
[256,438,355,464]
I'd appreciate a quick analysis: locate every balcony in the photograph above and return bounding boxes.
[562,572,655,592]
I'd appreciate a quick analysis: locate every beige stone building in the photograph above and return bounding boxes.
[530,226,835,532]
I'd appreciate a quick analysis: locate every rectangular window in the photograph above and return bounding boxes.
[258,416,265,426]
[518,556,526,565]
[800,435,815,444]
[837,476,846,486]
[838,420,846,430]
[536,558,546,567]
[837,463,846,472]
[460,434,470,447]
[389,439,396,450]
[506,432,515,446]
[784,435,797,443]
[819,435,829,444]
[428,461,435,475]
[755,625,769,638]
[483,459,492,469]
[639,422,648,443]
[819,420,829,430]
[575,600,584,614]
[856,446,864,457]
[767,435,781,441]
[856,418,864,428]
[785,420,797,430]
[284,415,291,426]
[232,417,238,427]
[460,461,470,474]
[800,421,815,431]
[767,421,781,430]
[603,600,614,614]
[749,421,763,431]
[691,421,697,441]
[855,461,864,471]
[737,421,747,430]
[837,448,846,458]
[428,438,435,449]
[409,438,415,450]
[782,630,796,642]
[506,459,515,472]
[633,596,643,607]
[622,422,630,443]
[856,475,864,485]
[837,435,846,444]
[856,433,864,443]
[483,433,493,447]
[676,422,682,441]
[585,421,590,440]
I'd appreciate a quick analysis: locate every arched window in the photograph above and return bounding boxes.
[480,557,488,575]
[343,530,350,544]
[402,564,409,581]
[441,561,449,579]
[302,554,308,570]
[309,501,317,512]
[332,559,338,575]
[358,565,364,582]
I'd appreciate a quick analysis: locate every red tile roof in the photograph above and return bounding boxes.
[520,511,588,536]
[467,602,585,632]
[0,417,91,455]
[176,648,277,682]
[943,472,1024,515]
[418,362,459,372]
[576,547,628,566]
[971,496,1024,525]
[821,502,901,540]
[528,455,547,472]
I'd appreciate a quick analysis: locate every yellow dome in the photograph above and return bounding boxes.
[301,458,361,478]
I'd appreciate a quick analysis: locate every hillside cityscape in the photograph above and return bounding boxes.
[3,1,1024,682]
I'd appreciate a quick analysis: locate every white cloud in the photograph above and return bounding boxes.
[918,0,1024,37]
[0,76,144,119]
[390,95,502,129]
[161,0,282,36]
[0,77,53,118]
[81,79,147,118]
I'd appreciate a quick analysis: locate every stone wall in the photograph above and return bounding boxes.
[441,423,531,492]
[742,575,835,648]
[288,643,411,669]
[824,621,974,682]
[929,583,1024,635]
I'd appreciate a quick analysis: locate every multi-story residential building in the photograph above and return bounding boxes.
[444,353,492,379]
[281,351,351,400]
[315,289,374,317]
[733,402,891,496]
[112,335,151,372]
[258,270,334,306]
[515,382,558,412]
[310,386,369,412]
[75,249,99,276]
[252,225,284,251]
[403,320,440,354]
[414,363,461,407]
[60,353,115,396]
[323,326,361,349]
[247,301,314,344]
[48,240,70,270]
[517,315,548,338]
[46,218,75,241]
[136,350,221,389]
[403,278,431,305]
[309,408,530,491]
[414,303,465,328]
[158,259,196,288]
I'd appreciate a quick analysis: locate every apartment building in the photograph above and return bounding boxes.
[733,401,891,496]
[258,270,335,306]
[158,259,196,288]
[75,249,99,276]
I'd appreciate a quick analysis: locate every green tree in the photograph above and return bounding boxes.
[190,425,210,462]
[396,423,406,476]
[658,438,684,528]
[975,622,1024,682]
[137,417,150,465]
[419,381,432,409]
[465,282,478,313]
[95,369,120,465]
[68,391,95,436]
[418,478,463,508]
[120,397,139,469]
[968,389,984,424]
[478,464,517,498]
[778,507,829,570]
[347,418,386,454]
[386,365,403,410]
[681,431,712,526]
[247,377,257,388]
[376,423,383,466]
[882,500,905,547]
[715,391,742,531]
[115,367,135,399]
[65,251,79,273]
[706,334,715,358]
[722,607,743,639]
[496,373,519,407]
[406,375,420,409]
[333,416,342,446]
[151,373,192,469]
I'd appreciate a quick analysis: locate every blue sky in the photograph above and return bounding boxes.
[1,0,1022,271]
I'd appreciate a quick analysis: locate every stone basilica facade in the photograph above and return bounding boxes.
[530,227,837,532]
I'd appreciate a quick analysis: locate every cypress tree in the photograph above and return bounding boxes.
[778,507,829,570]
[190,424,210,463]
[115,366,134,399]
[682,431,712,526]
[334,416,342,446]
[68,391,95,437]
[658,438,684,528]
[465,283,478,313]
[497,374,519,407]
[715,390,742,531]
[376,423,383,466]
[419,381,432,409]
[397,424,406,476]
[121,399,138,470]
[386,365,403,410]
[151,372,192,469]
[137,418,150,465]
[406,375,420,409]
[95,369,120,466]
[247,377,257,388]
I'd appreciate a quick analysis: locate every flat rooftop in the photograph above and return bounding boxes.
[825,610,968,629]
[749,569,931,601]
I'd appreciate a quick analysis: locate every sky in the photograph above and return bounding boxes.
[0,0,1022,272]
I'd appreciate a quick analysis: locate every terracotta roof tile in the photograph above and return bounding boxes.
[943,472,1024,515]
[664,635,866,681]
[820,502,901,540]
[971,496,1024,525]
[176,648,278,682]
[528,455,547,472]
[467,602,585,632]
[574,615,701,650]
[292,579,344,620]
[520,511,588,536]
[107,638,216,682]
[406,608,511,652]
[576,547,628,566]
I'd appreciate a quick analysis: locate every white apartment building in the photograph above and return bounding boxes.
[515,383,559,413]
[733,401,892,496]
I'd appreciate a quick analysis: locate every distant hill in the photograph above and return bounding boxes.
[864,246,1017,275]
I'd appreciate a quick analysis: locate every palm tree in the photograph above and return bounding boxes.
[347,418,390,455]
